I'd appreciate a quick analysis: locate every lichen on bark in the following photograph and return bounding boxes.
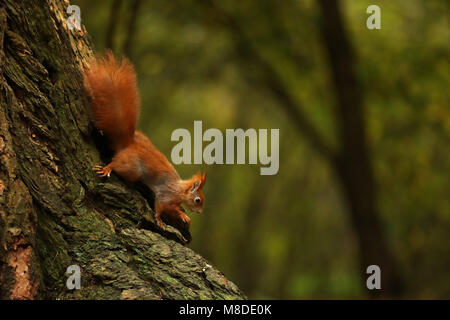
[0,0,245,300]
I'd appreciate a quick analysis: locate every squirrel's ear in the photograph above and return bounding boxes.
[188,172,204,193]
[200,172,206,188]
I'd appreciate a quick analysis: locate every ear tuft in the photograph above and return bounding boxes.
[188,172,206,193]
[200,172,206,188]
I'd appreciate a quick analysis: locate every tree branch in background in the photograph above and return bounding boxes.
[105,0,123,51]
[318,0,403,296]
[123,0,142,59]
[204,0,337,162]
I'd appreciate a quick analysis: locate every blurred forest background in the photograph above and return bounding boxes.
[73,0,449,299]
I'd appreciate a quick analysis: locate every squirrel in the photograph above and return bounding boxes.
[83,52,206,230]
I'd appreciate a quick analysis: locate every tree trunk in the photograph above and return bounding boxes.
[0,0,244,300]
[318,0,404,296]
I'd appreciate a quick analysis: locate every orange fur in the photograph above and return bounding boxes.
[84,52,206,230]
[84,51,140,151]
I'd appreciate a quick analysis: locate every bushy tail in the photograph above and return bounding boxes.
[83,51,140,151]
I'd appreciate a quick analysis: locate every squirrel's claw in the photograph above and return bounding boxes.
[180,213,191,225]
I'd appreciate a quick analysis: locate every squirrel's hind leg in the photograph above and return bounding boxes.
[93,164,113,178]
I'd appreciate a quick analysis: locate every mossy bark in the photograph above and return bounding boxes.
[0,0,245,300]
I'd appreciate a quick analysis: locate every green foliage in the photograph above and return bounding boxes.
[74,0,450,298]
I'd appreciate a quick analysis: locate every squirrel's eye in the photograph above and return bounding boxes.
[194,197,201,204]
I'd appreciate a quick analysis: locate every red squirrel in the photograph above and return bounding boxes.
[83,52,206,230]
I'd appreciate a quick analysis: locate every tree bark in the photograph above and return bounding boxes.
[0,0,244,300]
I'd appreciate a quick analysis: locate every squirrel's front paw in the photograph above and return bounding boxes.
[180,213,191,225]
[93,164,112,178]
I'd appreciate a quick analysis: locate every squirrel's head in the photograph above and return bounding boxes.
[183,172,206,213]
